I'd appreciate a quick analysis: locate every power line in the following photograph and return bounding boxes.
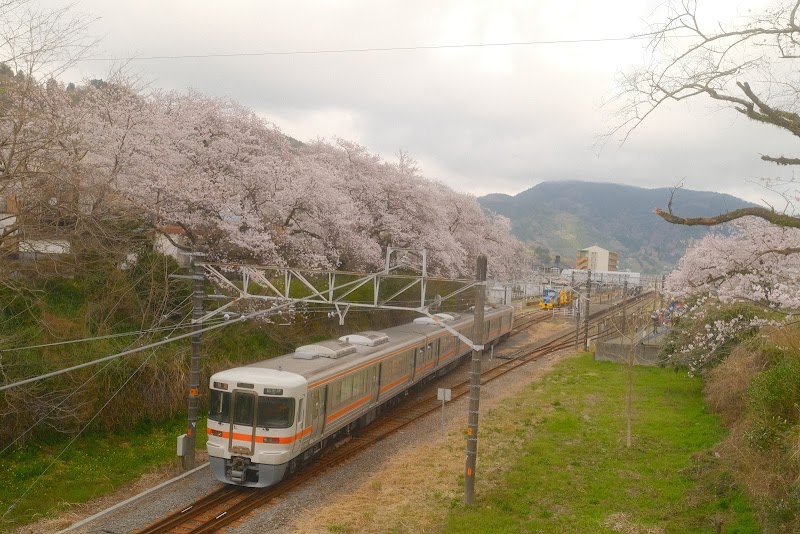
[0,317,223,356]
[0,300,296,392]
[0,295,193,354]
[2,347,159,520]
[0,303,198,455]
[83,35,664,62]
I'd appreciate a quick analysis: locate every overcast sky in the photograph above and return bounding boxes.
[55,0,797,207]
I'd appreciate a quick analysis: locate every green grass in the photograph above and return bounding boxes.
[0,414,208,531]
[446,355,760,533]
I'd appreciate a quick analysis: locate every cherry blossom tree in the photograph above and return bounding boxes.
[1,0,98,270]
[663,217,793,372]
[666,216,800,310]
[2,0,524,280]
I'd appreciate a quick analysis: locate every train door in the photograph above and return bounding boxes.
[430,338,441,369]
[307,387,326,444]
[228,389,257,455]
[411,345,424,381]
[292,394,305,455]
[369,365,380,402]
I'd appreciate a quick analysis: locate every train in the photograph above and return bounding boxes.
[539,288,573,309]
[206,305,514,488]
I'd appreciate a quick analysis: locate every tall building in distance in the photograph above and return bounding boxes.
[576,245,618,272]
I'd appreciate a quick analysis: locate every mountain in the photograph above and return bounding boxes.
[479,181,755,274]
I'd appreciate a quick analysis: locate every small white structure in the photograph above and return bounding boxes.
[18,239,71,258]
[154,225,190,267]
[488,284,513,305]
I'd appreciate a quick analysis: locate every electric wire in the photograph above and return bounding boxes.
[0,320,228,369]
[82,34,687,62]
[0,300,297,392]
[0,302,196,456]
[0,298,196,354]
[1,346,160,520]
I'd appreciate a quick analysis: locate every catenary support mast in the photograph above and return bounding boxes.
[184,253,205,470]
[464,255,487,504]
[583,269,592,351]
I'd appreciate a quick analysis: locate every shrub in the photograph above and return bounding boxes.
[746,348,800,451]
[660,298,766,374]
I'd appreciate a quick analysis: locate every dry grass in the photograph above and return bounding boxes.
[704,344,767,425]
[290,321,573,534]
[703,323,800,531]
[602,512,666,534]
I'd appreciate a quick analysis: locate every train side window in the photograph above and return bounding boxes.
[341,376,353,403]
[257,397,295,428]
[352,372,364,396]
[330,382,341,407]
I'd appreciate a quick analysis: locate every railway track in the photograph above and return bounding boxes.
[137,293,655,533]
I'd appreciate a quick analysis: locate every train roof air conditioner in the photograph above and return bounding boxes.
[414,313,461,326]
[338,331,389,346]
[294,340,357,359]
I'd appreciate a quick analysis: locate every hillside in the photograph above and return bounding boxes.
[479,181,755,273]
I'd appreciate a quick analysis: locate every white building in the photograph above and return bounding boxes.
[576,245,619,272]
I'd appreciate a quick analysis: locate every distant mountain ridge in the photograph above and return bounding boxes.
[478,181,754,274]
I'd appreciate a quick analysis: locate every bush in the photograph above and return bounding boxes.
[746,348,800,451]
[660,298,766,374]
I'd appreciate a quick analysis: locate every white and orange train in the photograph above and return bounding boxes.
[206,305,514,487]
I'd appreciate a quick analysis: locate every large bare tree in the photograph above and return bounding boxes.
[607,0,800,228]
[0,0,98,258]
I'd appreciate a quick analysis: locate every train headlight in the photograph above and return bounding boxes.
[210,429,224,437]
[261,437,280,444]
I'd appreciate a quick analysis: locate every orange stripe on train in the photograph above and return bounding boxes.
[380,373,410,393]
[207,425,313,444]
[325,394,372,423]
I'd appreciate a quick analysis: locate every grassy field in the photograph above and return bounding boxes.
[292,351,758,533]
[445,355,759,533]
[0,416,208,532]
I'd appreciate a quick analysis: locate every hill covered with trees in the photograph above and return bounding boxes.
[479,181,754,273]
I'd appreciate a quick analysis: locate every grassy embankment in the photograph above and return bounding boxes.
[296,353,757,533]
[446,354,758,533]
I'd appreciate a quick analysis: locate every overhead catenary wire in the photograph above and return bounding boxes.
[81,34,694,62]
[1,346,161,520]
[0,302,198,456]
[0,317,225,356]
[0,300,297,392]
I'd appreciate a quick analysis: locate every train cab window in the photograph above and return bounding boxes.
[257,397,295,428]
[232,393,256,426]
[209,390,231,423]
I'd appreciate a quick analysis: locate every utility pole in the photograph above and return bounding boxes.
[464,255,487,505]
[624,280,633,448]
[572,271,580,349]
[622,280,628,338]
[583,269,592,351]
[184,253,205,470]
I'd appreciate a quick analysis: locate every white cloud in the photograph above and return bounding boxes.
[55,0,798,206]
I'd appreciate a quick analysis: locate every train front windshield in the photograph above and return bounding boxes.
[209,390,296,429]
